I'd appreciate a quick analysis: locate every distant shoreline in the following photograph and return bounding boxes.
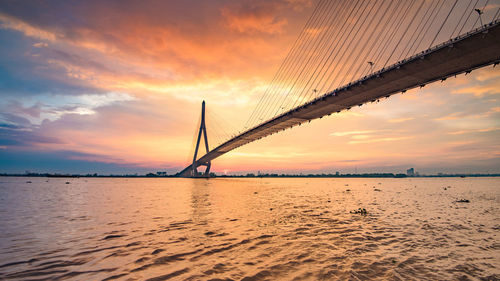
[1,173,499,178]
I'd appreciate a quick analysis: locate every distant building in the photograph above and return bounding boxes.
[406,168,415,176]
[335,171,340,176]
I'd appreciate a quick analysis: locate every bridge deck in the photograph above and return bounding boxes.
[179,21,500,176]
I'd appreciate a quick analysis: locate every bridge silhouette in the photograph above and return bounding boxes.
[178,0,500,177]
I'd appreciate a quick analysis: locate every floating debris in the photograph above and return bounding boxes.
[26,181,32,183]
[373,188,381,192]
[350,208,367,215]
[151,249,165,255]
[135,257,150,263]
[65,182,70,184]
[103,234,125,240]
[345,189,351,192]
[456,199,470,203]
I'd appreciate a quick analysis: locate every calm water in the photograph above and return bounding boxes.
[0,177,499,280]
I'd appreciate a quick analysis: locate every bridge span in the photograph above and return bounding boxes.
[178,20,500,177]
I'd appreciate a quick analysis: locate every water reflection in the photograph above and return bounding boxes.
[190,179,212,225]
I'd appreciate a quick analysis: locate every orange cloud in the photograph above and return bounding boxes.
[221,4,288,34]
[388,117,414,123]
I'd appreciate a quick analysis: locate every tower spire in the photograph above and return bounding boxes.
[190,101,211,177]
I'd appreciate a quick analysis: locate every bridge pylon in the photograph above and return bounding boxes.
[187,101,211,177]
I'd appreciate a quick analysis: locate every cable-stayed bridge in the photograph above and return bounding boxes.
[178,0,500,177]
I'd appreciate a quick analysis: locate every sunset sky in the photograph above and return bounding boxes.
[0,0,499,175]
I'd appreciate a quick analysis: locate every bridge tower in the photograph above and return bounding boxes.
[190,101,211,177]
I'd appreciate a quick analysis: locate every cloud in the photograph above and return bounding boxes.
[0,13,56,40]
[221,1,288,34]
[0,0,315,113]
[454,84,500,97]
[330,130,376,137]
[434,112,462,121]
[33,42,48,48]
[336,159,360,163]
[451,67,500,97]
[1,92,135,126]
[447,127,499,135]
[348,136,413,145]
[231,151,309,158]
[388,117,414,123]
[0,126,62,147]
[0,112,32,129]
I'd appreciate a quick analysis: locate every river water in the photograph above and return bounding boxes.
[0,177,499,280]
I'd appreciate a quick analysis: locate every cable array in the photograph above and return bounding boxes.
[241,0,500,132]
[205,108,241,150]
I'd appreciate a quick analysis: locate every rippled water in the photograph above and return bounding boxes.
[0,177,499,280]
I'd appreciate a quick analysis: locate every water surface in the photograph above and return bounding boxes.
[0,177,499,280]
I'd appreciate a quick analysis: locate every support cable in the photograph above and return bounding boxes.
[255,0,338,125]
[339,1,396,89]
[311,0,386,103]
[266,0,342,118]
[382,0,420,68]
[450,0,475,39]
[287,0,363,109]
[428,0,459,49]
[397,0,435,62]
[244,0,327,130]
[322,1,377,95]
[358,0,406,78]
[410,0,447,57]
[494,7,500,20]
[470,0,490,29]
[457,0,481,35]
[300,0,367,102]
[370,0,416,71]
[247,0,332,128]
[403,0,443,61]
[275,0,352,113]
[352,0,399,80]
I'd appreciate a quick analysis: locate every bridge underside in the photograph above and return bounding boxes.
[178,21,500,177]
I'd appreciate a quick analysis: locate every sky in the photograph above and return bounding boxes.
[0,0,499,175]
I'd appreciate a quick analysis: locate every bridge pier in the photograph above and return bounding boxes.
[191,162,211,178]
